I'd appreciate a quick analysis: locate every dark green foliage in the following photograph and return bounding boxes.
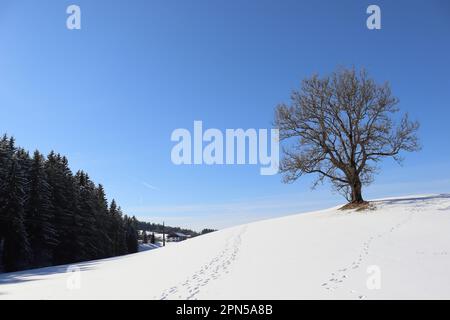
[201,228,216,235]
[94,184,114,258]
[124,216,138,253]
[25,151,58,267]
[108,200,128,256]
[0,159,31,272]
[143,231,148,244]
[45,152,82,265]
[150,232,155,244]
[0,135,138,273]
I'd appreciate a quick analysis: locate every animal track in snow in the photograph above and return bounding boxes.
[322,204,418,297]
[159,226,247,300]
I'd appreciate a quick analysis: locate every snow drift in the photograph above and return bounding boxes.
[1,194,449,300]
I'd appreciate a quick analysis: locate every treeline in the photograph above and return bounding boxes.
[200,228,216,235]
[136,221,199,237]
[0,135,138,273]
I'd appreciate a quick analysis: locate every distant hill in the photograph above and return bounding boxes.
[135,221,199,237]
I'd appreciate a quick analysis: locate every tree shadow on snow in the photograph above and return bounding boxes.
[0,260,99,286]
[138,243,161,252]
[377,194,450,206]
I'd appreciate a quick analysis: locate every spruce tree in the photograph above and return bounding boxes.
[0,158,31,271]
[25,151,58,267]
[108,200,127,256]
[125,216,138,253]
[150,232,155,244]
[45,153,82,265]
[95,184,113,258]
[143,231,148,244]
[75,171,101,260]
[0,134,140,272]
[0,135,14,270]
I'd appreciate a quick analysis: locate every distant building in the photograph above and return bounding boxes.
[167,232,190,242]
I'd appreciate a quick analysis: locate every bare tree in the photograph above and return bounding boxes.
[275,68,420,204]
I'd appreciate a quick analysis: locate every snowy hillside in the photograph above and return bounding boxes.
[1,194,449,300]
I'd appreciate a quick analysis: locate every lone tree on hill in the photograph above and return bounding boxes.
[275,68,420,205]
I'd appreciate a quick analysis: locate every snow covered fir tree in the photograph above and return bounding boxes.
[0,134,138,273]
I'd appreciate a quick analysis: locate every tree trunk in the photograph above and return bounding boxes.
[351,178,364,203]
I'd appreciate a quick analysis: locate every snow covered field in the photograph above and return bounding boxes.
[1,194,449,300]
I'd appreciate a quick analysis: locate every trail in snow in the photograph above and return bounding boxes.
[321,205,417,299]
[321,195,450,299]
[158,226,247,300]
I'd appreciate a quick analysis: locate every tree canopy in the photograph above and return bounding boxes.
[275,68,420,203]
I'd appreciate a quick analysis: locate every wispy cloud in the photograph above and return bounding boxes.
[142,182,159,191]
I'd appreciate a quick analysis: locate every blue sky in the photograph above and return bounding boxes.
[1,0,449,230]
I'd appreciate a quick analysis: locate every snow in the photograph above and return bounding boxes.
[138,243,161,252]
[1,194,450,299]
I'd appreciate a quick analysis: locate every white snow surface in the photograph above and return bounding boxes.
[1,194,450,300]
